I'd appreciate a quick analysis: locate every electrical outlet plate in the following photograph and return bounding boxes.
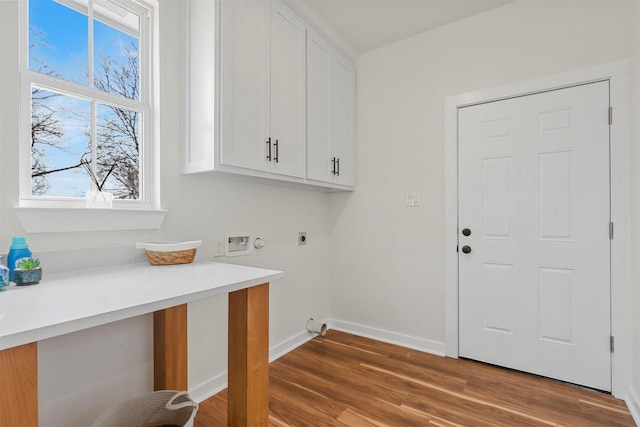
[225,233,253,257]
[214,239,224,257]
[298,232,307,245]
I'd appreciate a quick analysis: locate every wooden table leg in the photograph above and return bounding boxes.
[154,304,188,391]
[0,342,38,427]
[228,283,269,427]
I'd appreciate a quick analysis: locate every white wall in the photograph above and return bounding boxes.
[630,1,640,419]
[0,1,331,426]
[329,0,639,397]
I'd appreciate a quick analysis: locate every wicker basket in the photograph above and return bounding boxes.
[136,241,202,266]
[144,248,196,266]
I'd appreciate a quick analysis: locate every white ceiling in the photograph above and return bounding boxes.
[297,0,513,55]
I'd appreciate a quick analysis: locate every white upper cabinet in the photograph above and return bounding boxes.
[219,0,271,173]
[219,0,306,178]
[183,0,218,174]
[184,0,355,190]
[269,0,307,178]
[307,28,355,188]
[331,51,356,187]
[306,29,334,184]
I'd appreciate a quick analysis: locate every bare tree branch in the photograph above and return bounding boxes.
[31,161,85,178]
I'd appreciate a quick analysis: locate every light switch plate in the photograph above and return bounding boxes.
[405,191,420,207]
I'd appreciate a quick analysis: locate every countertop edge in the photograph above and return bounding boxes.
[0,261,283,351]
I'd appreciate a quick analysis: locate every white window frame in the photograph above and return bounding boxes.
[16,0,165,232]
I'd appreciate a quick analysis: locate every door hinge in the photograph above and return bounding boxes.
[609,106,613,125]
[609,222,614,240]
[610,335,615,353]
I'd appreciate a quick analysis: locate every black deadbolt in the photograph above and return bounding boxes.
[462,228,471,236]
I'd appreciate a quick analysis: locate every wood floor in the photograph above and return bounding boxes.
[194,330,635,426]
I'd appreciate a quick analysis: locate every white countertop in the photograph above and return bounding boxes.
[0,261,283,351]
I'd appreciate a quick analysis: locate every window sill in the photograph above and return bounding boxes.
[14,207,168,233]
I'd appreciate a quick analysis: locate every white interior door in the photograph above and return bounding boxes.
[458,81,611,391]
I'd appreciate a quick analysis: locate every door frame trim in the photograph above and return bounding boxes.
[444,60,631,398]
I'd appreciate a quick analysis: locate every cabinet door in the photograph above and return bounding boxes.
[332,52,356,187]
[270,0,306,178]
[219,0,270,172]
[306,29,334,183]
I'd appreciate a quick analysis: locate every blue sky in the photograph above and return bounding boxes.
[29,0,88,84]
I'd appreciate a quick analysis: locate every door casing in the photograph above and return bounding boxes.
[444,60,631,399]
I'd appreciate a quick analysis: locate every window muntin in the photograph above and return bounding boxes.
[22,0,151,206]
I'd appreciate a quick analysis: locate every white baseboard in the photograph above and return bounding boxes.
[189,372,227,403]
[329,319,446,357]
[627,385,640,426]
[269,328,318,363]
[189,327,318,403]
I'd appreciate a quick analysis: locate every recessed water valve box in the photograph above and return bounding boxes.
[225,233,253,257]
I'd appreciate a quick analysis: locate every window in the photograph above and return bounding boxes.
[20,0,157,210]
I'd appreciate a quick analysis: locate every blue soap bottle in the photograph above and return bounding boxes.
[8,236,32,282]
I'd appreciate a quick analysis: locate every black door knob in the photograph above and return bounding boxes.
[462,228,471,236]
[461,245,472,254]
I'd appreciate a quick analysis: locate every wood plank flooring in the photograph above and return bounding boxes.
[194,330,635,426]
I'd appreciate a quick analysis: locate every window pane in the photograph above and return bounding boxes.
[93,7,140,101]
[29,0,88,85]
[31,87,91,197]
[96,103,141,200]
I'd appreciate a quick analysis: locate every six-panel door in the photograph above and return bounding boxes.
[458,81,612,391]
